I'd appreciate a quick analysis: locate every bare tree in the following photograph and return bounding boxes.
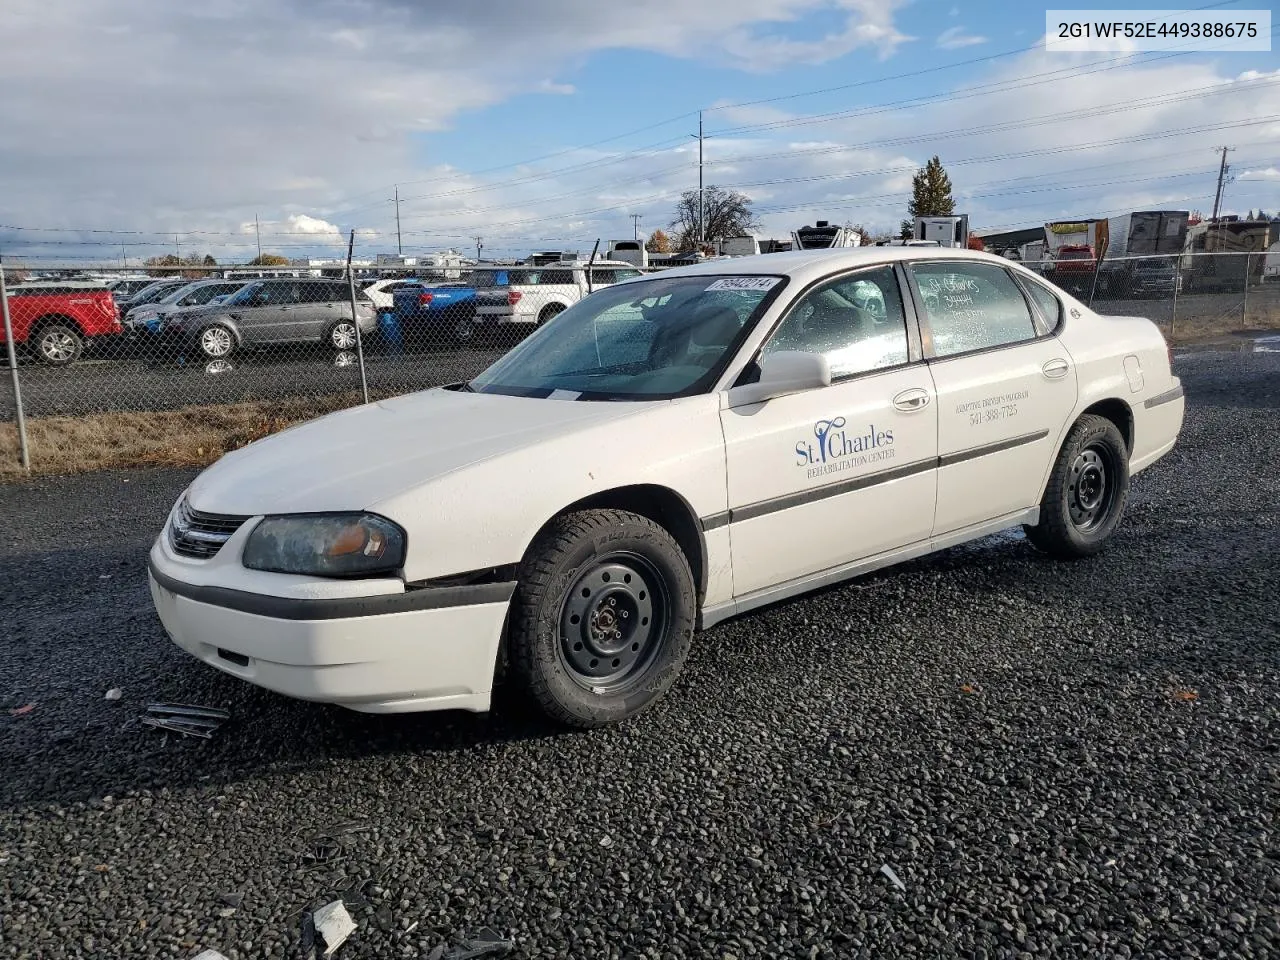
[669,185,760,249]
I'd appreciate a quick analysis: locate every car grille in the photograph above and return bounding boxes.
[168,497,250,560]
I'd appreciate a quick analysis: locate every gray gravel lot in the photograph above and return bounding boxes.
[1,351,1278,958]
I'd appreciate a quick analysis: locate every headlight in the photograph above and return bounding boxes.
[242,513,406,577]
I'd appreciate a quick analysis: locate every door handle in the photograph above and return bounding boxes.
[892,387,932,411]
[1042,358,1070,379]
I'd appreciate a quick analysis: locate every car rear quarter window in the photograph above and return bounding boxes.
[762,265,909,379]
[910,262,1038,358]
[1020,276,1063,331]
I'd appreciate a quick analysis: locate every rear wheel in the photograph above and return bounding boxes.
[538,303,566,326]
[197,324,235,360]
[34,323,83,366]
[1024,414,1130,559]
[328,319,358,351]
[507,509,696,727]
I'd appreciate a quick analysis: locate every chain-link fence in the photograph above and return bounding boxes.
[0,254,647,478]
[2,250,1276,479]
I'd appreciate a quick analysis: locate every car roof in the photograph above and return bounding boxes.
[628,246,1034,287]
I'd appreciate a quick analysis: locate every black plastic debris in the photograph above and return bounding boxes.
[141,703,230,739]
[433,927,514,958]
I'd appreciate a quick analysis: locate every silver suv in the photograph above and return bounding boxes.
[160,278,377,359]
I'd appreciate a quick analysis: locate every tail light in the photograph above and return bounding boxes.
[507,290,523,306]
[418,292,433,305]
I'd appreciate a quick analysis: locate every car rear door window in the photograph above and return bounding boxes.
[761,265,909,379]
[540,269,574,285]
[910,262,1038,357]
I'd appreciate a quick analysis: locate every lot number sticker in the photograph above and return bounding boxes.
[706,277,781,291]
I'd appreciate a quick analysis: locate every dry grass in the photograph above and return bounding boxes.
[0,394,371,481]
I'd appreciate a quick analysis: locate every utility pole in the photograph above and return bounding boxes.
[121,242,127,270]
[475,237,483,261]
[689,111,705,249]
[698,111,704,247]
[174,234,181,264]
[1211,146,1234,221]
[394,185,403,256]
[255,213,263,262]
[631,214,641,240]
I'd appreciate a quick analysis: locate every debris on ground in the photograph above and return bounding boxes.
[7,703,36,716]
[879,863,906,892]
[140,702,230,739]
[104,688,123,701]
[190,950,230,960]
[312,899,357,957]
[429,927,515,958]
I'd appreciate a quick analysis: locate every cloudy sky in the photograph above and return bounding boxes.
[1,0,1277,263]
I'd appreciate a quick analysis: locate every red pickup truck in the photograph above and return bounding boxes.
[2,282,123,365]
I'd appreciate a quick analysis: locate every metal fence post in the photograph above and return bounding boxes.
[345,229,370,405]
[0,256,31,472]
[1170,262,1179,341]
[1242,252,1251,332]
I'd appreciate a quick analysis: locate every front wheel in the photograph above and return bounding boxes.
[507,509,696,727]
[197,324,235,360]
[35,323,84,366]
[1024,414,1130,559]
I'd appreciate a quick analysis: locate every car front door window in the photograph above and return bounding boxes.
[761,266,909,379]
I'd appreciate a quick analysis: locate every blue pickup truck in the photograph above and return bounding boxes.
[392,267,516,346]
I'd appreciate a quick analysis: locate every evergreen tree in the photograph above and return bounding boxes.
[907,155,956,221]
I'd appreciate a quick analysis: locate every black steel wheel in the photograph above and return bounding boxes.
[558,554,666,693]
[1025,414,1130,559]
[507,509,696,727]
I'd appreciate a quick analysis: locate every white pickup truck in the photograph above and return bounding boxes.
[474,258,644,331]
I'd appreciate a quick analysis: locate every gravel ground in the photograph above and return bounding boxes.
[1,351,1277,959]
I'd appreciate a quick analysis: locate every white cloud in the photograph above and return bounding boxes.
[536,79,577,95]
[1,1,1279,259]
[937,26,988,49]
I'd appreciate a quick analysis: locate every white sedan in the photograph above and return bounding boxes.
[147,248,1185,727]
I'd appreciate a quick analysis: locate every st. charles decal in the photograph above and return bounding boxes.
[796,416,896,479]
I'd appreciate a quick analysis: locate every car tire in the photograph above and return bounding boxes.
[328,319,359,351]
[196,323,236,360]
[452,314,476,346]
[34,322,83,366]
[507,509,696,728]
[1024,414,1130,559]
[538,303,566,326]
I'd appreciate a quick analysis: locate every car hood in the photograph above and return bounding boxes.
[187,387,648,516]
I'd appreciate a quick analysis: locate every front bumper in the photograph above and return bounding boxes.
[148,535,514,714]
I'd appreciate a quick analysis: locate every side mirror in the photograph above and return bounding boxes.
[728,350,831,406]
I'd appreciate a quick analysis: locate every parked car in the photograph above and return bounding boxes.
[108,277,160,300]
[158,277,376,359]
[391,267,514,345]
[125,279,251,328]
[1128,256,1181,298]
[473,259,644,339]
[0,281,123,365]
[147,247,1184,727]
[359,277,422,311]
[118,278,189,314]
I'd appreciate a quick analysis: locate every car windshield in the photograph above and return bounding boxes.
[468,274,785,401]
[131,281,183,305]
[223,282,263,305]
[1137,257,1175,270]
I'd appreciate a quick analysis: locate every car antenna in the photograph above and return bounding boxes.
[586,239,600,294]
